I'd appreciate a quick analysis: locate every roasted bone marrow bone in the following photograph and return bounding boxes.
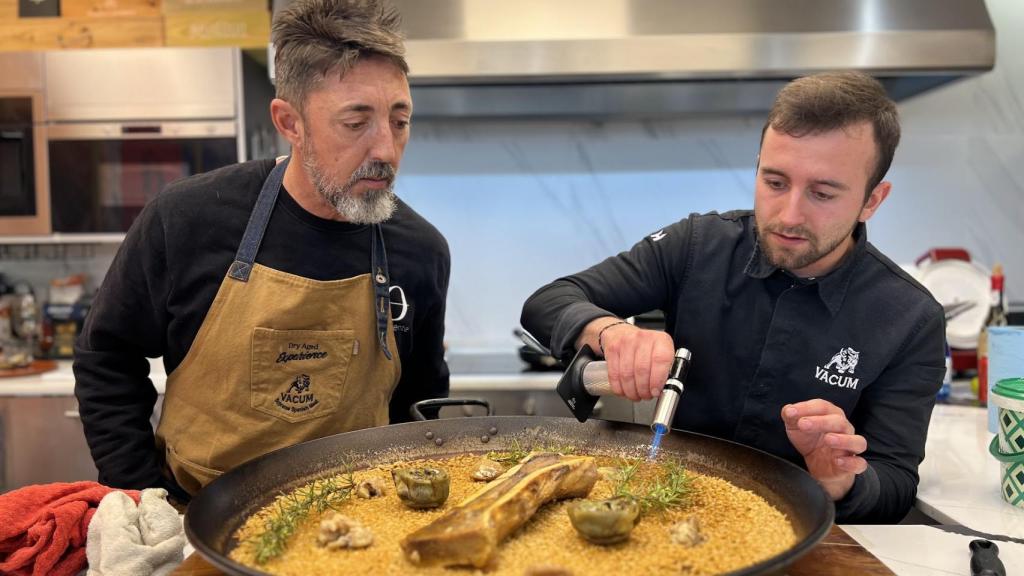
[400,453,599,568]
[392,466,450,509]
[567,496,640,545]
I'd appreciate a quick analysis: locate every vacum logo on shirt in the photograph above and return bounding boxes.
[815,347,860,390]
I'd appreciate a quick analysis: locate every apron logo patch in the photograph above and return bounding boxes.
[275,374,321,413]
[276,341,329,364]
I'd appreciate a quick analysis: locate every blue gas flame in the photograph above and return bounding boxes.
[648,423,667,460]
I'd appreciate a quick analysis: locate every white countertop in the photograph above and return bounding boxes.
[842,524,1021,575]
[917,404,1023,535]
[840,403,1024,575]
[5,364,1021,573]
[0,359,560,396]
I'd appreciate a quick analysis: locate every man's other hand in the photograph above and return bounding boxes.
[781,399,868,501]
[577,318,675,401]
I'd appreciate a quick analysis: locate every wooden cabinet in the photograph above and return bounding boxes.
[0,54,50,235]
[0,396,97,490]
[0,394,163,491]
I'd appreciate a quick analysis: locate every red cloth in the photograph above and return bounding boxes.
[0,482,140,576]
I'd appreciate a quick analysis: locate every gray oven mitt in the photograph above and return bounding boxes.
[85,488,186,576]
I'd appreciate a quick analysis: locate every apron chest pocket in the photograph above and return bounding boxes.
[250,327,355,423]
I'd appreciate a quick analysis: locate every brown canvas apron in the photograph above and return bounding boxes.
[155,157,401,495]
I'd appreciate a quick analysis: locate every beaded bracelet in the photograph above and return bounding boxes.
[597,320,629,355]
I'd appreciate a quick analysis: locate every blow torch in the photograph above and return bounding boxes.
[556,344,692,454]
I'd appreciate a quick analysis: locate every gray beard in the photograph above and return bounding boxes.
[324,185,397,225]
[301,150,397,225]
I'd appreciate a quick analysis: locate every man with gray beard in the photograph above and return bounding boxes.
[74,0,450,502]
[522,72,945,524]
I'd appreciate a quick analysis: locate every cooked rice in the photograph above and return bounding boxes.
[230,453,796,575]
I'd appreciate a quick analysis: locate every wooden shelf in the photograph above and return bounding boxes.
[0,16,164,51]
[0,233,125,245]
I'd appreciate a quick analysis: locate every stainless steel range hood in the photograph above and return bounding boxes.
[383,0,996,118]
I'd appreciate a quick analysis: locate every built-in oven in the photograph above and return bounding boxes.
[47,122,239,232]
[43,46,245,234]
[0,54,50,236]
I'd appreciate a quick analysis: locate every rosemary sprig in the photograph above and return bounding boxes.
[251,468,356,564]
[612,458,691,514]
[611,459,641,498]
[487,438,529,466]
[642,460,691,512]
[487,439,577,466]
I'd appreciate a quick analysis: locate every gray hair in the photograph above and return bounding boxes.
[272,0,408,113]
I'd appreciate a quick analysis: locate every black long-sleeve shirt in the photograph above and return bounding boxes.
[522,210,945,523]
[74,159,450,496]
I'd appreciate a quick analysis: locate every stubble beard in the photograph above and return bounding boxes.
[756,219,857,273]
[301,141,398,225]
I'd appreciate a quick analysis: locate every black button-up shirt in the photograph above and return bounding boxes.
[522,210,945,523]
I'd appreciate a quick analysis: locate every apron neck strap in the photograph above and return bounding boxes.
[228,157,288,282]
[371,223,393,361]
[228,156,394,361]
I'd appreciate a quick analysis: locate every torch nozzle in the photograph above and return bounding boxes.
[650,348,691,434]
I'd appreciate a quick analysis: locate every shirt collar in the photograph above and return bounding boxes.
[744,222,867,316]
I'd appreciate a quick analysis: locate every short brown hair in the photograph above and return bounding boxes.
[271,0,409,113]
[761,71,900,199]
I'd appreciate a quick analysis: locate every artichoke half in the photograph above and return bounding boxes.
[392,467,450,509]
[567,496,640,545]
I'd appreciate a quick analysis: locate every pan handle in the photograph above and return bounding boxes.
[410,398,493,421]
[970,539,1005,576]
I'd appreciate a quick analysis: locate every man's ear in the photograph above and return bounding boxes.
[270,98,303,147]
[859,181,891,222]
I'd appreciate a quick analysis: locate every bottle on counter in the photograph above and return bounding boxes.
[938,341,952,402]
[0,296,11,368]
[15,283,37,365]
[0,296,10,343]
[976,263,1008,406]
[0,283,37,369]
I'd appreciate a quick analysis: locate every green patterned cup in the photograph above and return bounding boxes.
[990,378,1024,509]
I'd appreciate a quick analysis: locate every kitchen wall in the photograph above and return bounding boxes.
[2,0,1021,355]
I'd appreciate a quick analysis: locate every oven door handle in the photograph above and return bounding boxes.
[46,121,237,140]
[121,125,162,135]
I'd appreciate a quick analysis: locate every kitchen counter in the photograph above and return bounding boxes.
[844,403,1023,575]
[917,404,1022,536]
[0,356,562,396]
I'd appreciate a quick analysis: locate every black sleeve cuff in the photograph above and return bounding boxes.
[550,302,618,361]
[834,464,881,522]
